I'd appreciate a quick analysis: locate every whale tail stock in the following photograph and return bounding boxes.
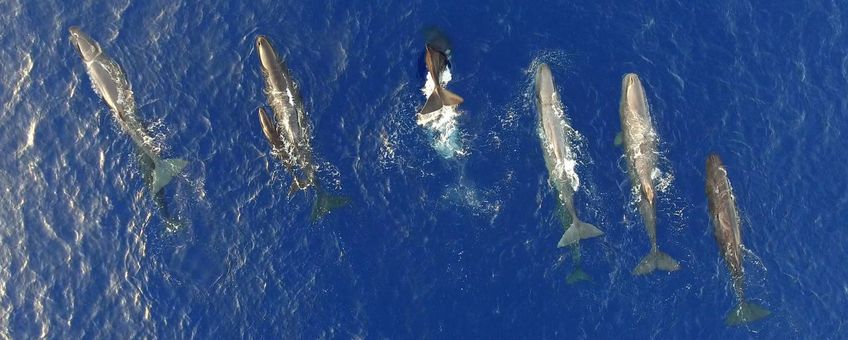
[633,249,680,275]
[726,301,771,325]
[151,158,188,194]
[558,218,604,248]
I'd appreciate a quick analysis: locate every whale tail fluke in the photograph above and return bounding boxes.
[726,302,771,325]
[420,87,463,117]
[558,219,603,248]
[151,158,188,194]
[566,266,592,284]
[439,87,464,106]
[311,190,350,221]
[633,250,680,275]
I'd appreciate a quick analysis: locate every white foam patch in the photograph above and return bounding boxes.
[5,51,33,117]
[377,128,396,165]
[441,179,502,216]
[654,167,674,193]
[23,118,38,152]
[318,161,344,191]
[561,159,580,192]
[285,87,296,107]
[417,68,465,158]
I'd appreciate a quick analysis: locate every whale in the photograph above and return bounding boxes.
[417,42,463,120]
[535,63,603,251]
[69,26,187,228]
[617,73,680,275]
[536,64,602,284]
[69,27,187,195]
[255,35,349,220]
[706,153,771,325]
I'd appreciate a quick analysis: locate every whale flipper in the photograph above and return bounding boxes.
[558,219,604,247]
[726,302,771,325]
[152,158,188,194]
[633,250,680,275]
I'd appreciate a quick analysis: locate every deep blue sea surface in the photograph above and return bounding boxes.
[2,0,846,338]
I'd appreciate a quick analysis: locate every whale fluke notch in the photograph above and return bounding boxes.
[558,219,604,248]
[420,87,464,116]
[726,302,771,325]
[151,158,188,194]
[311,189,351,221]
[632,250,680,275]
[566,266,592,284]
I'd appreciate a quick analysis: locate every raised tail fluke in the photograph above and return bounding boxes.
[151,158,188,194]
[726,302,771,326]
[632,250,680,275]
[419,87,463,117]
[420,90,444,116]
[311,191,351,221]
[566,266,592,284]
[558,219,604,248]
[439,87,463,106]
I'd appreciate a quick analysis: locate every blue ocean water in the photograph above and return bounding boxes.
[2,0,846,338]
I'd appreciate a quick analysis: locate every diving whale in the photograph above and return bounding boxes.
[536,63,603,249]
[706,154,771,325]
[255,35,349,219]
[617,73,680,275]
[69,27,187,195]
[417,42,463,119]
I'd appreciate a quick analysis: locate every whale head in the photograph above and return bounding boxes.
[622,73,648,115]
[256,35,279,73]
[706,153,723,171]
[68,26,102,62]
[535,63,555,104]
[623,73,641,87]
[622,73,643,100]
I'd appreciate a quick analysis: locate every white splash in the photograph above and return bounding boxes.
[285,87,295,107]
[5,51,33,116]
[562,159,580,192]
[378,128,396,165]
